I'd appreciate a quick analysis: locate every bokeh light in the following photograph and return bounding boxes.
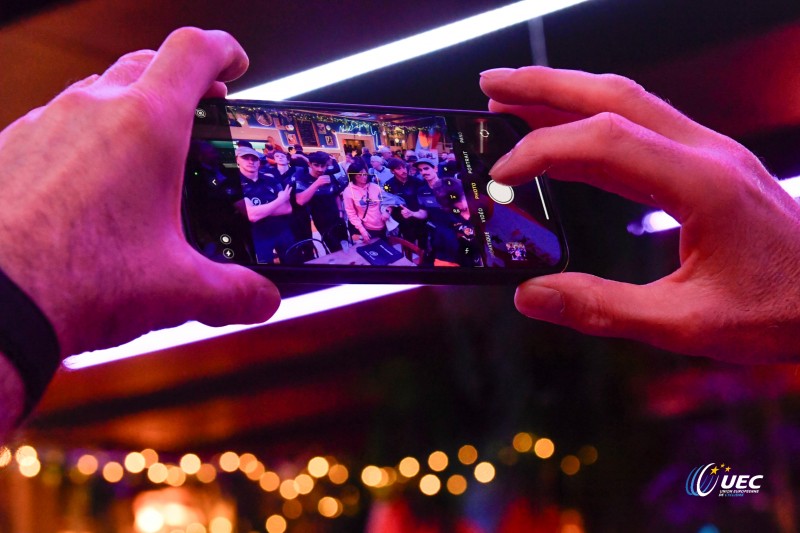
[512,432,534,453]
[308,456,330,478]
[419,474,441,496]
[180,453,202,475]
[328,464,348,485]
[474,462,496,483]
[561,455,581,476]
[265,515,287,533]
[124,452,146,474]
[428,451,448,472]
[398,457,420,478]
[534,438,555,459]
[102,461,124,483]
[318,496,343,518]
[457,445,478,465]
[446,474,468,495]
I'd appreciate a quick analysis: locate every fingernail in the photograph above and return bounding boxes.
[479,67,516,79]
[515,283,564,322]
[489,150,513,176]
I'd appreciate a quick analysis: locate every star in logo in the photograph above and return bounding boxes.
[710,466,720,475]
[726,466,731,472]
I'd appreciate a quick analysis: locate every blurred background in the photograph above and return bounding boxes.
[2,0,800,532]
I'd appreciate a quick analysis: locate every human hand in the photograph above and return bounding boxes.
[315,175,331,187]
[0,28,281,359]
[277,184,292,203]
[400,206,413,219]
[360,229,372,241]
[480,66,800,362]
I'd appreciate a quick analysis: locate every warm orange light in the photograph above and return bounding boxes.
[361,465,382,487]
[446,474,468,495]
[0,446,11,468]
[419,474,441,496]
[474,462,496,483]
[245,461,265,481]
[398,457,420,478]
[219,452,239,473]
[295,473,315,494]
[428,451,448,472]
[328,464,348,485]
[265,515,287,533]
[15,445,37,463]
[318,496,343,518]
[180,453,202,475]
[279,479,299,500]
[457,445,478,465]
[166,465,187,487]
[196,463,217,483]
[147,463,169,484]
[19,458,41,478]
[534,438,555,459]
[140,448,159,467]
[76,454,99,476]
[209,516,232,533]
[186,523,207,533]
[578,445,598,465]
[560,455,581,476]
[125,452,146,474]
[308,456,330,478]
[282,499,303,519]
[238,453,258,473]
[102,461,124,483]
[260,471,280,492]
[512,432,534,453]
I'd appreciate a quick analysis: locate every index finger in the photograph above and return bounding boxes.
[136,28,248,114]
[480,66,712,146]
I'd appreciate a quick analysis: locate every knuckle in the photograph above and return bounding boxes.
[589,111,631,145]
[598,73,647,99]
[165,26,210,53]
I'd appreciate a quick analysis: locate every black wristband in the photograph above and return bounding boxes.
[0,265,60,420]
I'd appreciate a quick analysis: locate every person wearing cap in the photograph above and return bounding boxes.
[368,155,393,186]
[235,145,294,264]
[294,151,348,251]
[427,176,480,267]
[404,150,421,179]
[384,157,428,249]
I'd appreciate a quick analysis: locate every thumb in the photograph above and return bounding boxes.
[515,272,668,342]
[188,257,281,327]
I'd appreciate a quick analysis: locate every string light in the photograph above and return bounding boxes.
[3,433,598,530]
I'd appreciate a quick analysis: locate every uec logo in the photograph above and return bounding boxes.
[686,463,763,497]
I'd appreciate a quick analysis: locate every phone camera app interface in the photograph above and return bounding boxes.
[185,103,564,272]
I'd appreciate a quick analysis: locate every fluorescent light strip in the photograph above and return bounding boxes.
[63,284,418,370]
[230,0,590,101]
[630,175,800,234]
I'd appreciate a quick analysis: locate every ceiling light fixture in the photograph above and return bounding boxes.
[63,285,418,369]
[629,175,800,235]
[230,0,591,101]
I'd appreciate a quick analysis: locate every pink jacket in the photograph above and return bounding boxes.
[344,183,385,231]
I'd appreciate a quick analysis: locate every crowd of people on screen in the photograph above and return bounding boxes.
[225,138,481,267]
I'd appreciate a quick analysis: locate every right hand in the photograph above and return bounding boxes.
[480,66,800,363]
[315,175,331,187]
[276,184,292,203]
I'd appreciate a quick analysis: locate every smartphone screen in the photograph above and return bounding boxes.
[183,100,567,284]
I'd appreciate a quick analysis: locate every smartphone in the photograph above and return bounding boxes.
[183,99,568,284]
